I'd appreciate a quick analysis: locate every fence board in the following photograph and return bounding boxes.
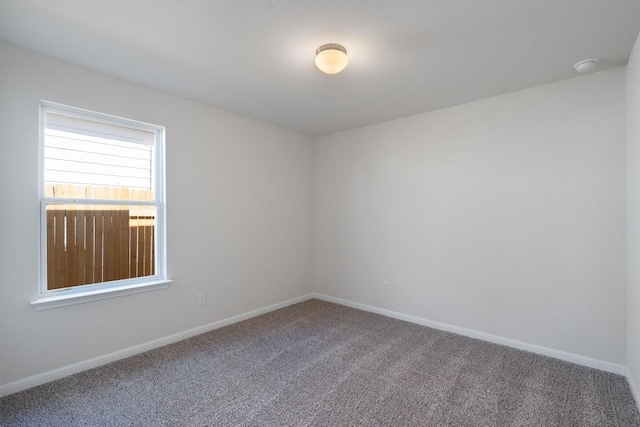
[142,225,151,276]
[84,211,95,285]
[138,223,143,276]
[130,216,139,278]
[103,210,115,282]
[94,210,104,284]
[65,209,77,287]
[53,210,65,289]
[46,210,55,289]
[118,210,129,280]
[150,225,155,275]
[75,209,86,286]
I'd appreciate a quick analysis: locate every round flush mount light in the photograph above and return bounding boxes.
[574,58,598,73]
[315,44,348,74]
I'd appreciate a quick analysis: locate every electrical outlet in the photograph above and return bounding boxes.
[197,292,207,306]
[383,281,390,293]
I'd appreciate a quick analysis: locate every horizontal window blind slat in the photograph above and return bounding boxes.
[44,112,154,193]
[45,159,151,182]
[45,155,151,177]
[45,135,152,160]
[46,147,151,170]
[46,112,155,145]
[45,171,152,189]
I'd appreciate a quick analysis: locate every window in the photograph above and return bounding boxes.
[34,102,169,309]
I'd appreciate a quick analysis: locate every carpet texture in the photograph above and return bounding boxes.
[1,299,639,426]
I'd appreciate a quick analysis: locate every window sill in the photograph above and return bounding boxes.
[31,280,172,310]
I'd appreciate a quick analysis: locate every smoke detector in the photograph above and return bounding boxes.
[574,58,598,73]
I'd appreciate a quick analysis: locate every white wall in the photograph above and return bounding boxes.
[627,31,640,397]
[0,43,314,386]
[314,68,627,364]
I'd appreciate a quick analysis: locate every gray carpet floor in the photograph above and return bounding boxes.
[1,299,639,426]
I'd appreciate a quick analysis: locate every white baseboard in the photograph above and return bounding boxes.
[312,293,626,376]
[0,294,314,397]
[1,292,628,398]
[627,369,640,410]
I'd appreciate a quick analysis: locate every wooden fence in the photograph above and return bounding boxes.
[45,185,155,291]
[45,183,154,201]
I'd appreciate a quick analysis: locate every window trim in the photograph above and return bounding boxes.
[33,101,169,309]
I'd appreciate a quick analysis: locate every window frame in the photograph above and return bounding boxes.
[32,101,170,310]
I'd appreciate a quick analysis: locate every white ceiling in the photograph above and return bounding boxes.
[1,0,639,136]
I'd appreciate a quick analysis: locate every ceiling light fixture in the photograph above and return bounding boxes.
[573,58,598,73]
[315,44,348,74]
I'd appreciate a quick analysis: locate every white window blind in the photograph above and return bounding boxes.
[44,112,154,191]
